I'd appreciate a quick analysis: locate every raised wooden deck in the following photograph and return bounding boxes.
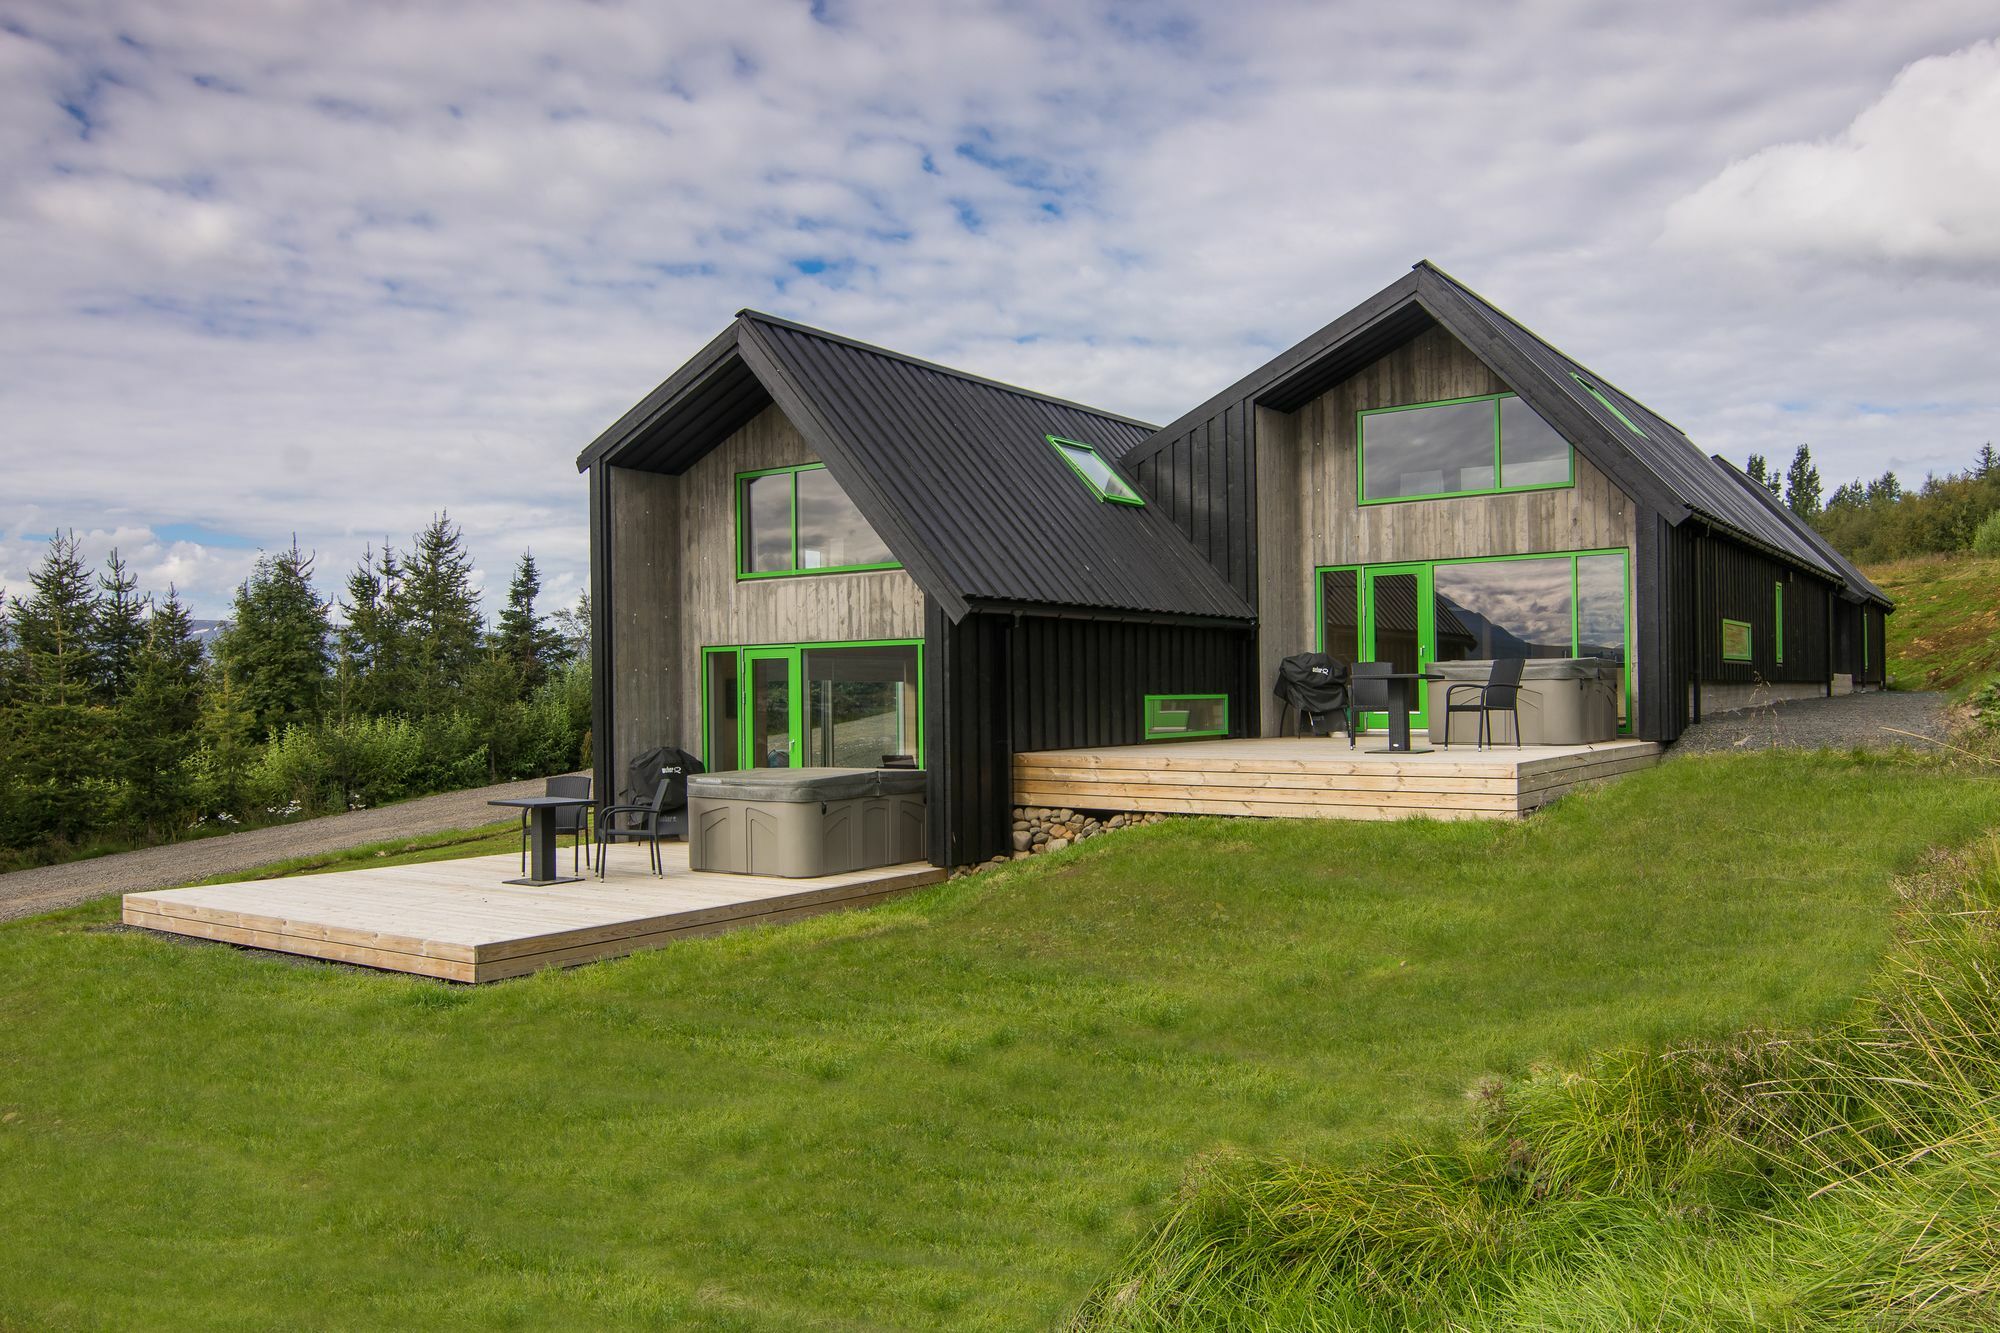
[1014,737,1660,821]
[122,842,944,983]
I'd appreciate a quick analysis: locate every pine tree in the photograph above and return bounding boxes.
[1865,471,1903,505]
[491,551,562,693]
[215,540,331,740]
[197,662,260,819]
[1746,454,1770,489]
[1976,443,1998,478]
[396,514,483,716]
[92,548,149,704]
[118,589,206,838]
[335,543,408,718]
[1784,445,1823,520]
[464,648,526,780]
[2,533,115,847]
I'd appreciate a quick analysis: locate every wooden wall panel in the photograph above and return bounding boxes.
[608,466,680,786]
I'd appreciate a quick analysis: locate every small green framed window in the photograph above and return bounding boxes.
[736,463,900,579]
[1047,436,1145,505]
[1774,583,1785,665]
[1721,618,1753,663]
[1144,694,1228,740]
[1570,373,1649,440]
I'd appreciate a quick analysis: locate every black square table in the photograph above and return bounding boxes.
[488,795,596,886]
[1366,672,1440,755]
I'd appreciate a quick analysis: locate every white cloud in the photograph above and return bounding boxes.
[1664,38,2000,266]
[3,1,1999,619]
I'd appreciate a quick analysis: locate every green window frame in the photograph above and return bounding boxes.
[1721,618,1753,663]
[1046,435,1145,506]
[1570,373,1649,439]
[1774,584,1785,666]
[1143,693,1229,740]
[699,637,925,771]
[1312,547,1637,734]
[735,463,902,580]
[1357,391,1576,505]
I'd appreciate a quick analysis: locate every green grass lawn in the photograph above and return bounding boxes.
[1,753,1995,1330]
[1869,554,2000,694]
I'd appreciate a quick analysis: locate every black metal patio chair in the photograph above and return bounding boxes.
[595,777,674,879]
[517,774,593,877]
[1346,661,1394,743]
[1440,657,1526,750]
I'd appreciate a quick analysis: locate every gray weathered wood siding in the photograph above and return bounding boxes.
[603,403,925,781]
[1255,325,1639,733]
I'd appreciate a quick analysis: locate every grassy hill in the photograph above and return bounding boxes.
[1869,554,2000,694]
[2,752,1996,1329]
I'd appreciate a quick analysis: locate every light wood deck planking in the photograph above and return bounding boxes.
[1014,737,1660,821]
[122,842,944,983]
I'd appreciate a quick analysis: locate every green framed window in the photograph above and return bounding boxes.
[1358,391,1574,504]
[1315,547,1636,732]
[701,638,923,771]
[1774,583,1785,665]
[736,463,900,579]
[1047,435,1145,505]
[1143,694,1228,740]
[1570,373,1649,439]
[1721,618,1753,663]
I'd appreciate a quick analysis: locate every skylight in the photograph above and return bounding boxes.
[1046,435,1145,505]
[1570,373,1649,439]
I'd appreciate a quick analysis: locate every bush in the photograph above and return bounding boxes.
[1973,508,2000,556]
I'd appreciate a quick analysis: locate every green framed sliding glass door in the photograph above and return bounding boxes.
[701,639,924,771]
[1316,563,1435,732]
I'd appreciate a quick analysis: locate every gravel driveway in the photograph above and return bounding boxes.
[1670,690,1952,757]
[0,774,585,924]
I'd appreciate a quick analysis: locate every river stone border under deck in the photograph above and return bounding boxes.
[950,807,1173,877]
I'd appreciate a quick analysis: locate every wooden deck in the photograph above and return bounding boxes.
[1014,737,1660,821]
[122,842,944,983]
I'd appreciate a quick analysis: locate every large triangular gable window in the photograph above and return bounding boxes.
[1046,435,1145,506]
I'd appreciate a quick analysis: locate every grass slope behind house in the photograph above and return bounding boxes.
[1869,554,2000,694]
[1,754,1995,1330]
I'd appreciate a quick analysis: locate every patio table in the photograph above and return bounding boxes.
[488,795,595,886]
[1368,672,1440,755]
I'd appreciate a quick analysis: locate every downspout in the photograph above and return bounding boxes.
[1691,530,1703,725]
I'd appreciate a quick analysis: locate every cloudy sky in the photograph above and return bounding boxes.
[5,1,1998,618]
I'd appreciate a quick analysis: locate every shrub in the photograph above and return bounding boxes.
[1972,508,2000,556]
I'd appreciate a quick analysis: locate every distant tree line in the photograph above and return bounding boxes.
[0,515,590,868]
[1745,443,2000,564]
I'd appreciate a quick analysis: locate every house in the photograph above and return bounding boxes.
[577,262,1891,866]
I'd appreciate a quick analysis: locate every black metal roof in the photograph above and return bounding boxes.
[1126,260,1890,608]
[577,312,1255,625]
[1708,458,1891,607]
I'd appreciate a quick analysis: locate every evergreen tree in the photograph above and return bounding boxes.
[215,540,331,739]
[464,648,526,781]
[118,589,205,838]
[1745,454,1771,490]
[395,514,483,716]
[2,533,115,847]
[1865,471,1903,505]
[491,551,561,693]
[1826,480,1865,511]
[1976,443,1998,478]
[1784,445,1822,520]
[197,662,260,819]
[335,543,408,718]
[92,548,149,704]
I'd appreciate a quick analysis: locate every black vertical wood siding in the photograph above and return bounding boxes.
[1130,403,1258,605]
[1691,530,1836,685]
[928,606,1255,865]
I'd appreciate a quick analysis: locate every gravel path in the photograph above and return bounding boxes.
[1670,690,1952,757]
[0,774,584,924]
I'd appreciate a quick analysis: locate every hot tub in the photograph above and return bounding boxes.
[1424,659,1620,746]
[688,768,927,878]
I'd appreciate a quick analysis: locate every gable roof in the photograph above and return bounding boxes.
[577,313,1254,625]
[1709,458,1891,607]
[1125,260,1889,608]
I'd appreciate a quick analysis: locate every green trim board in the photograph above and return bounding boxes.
[1314,547,1636,734]
[1142,694,1229,740]
[1721,619,1753,663]
[1046,435,1146,505]
[1357,390,1576,506]
[700,637,925,772]
[734,462,904,580]
[1569,372,1650,439]
[1774,583,1785,665]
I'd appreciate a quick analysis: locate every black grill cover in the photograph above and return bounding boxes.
[1273,653,1350,718]
[624,746,704,809]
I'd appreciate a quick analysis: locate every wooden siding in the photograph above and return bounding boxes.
[1691,529,1834,688]
[1014,738,1661,822]
[1255,325,1640,735]
[602,405,926,785]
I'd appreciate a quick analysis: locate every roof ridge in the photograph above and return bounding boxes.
[735,309,1159,432]
[1707,454,1890,605]
[1415,261,1693,438]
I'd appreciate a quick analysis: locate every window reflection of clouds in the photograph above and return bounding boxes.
[744,473,792,572]
[1363,400,1494,498]
[1497,398,1569,487]
[1576,555,1626,663]
[1433,558,1573,658]
[797,466,893,569]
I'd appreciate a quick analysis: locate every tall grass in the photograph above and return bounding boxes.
[1073,834,2000,1331]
